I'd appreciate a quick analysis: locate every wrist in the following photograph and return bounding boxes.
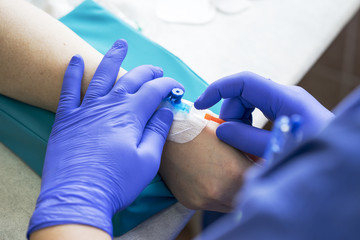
[28,185,114,238]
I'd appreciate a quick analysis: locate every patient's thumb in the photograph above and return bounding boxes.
[216,121,270,157]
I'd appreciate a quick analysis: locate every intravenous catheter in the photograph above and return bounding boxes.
[160,88,226,124]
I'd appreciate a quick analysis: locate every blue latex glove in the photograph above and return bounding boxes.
[197,87,360,240]
[27,39,183,237]
[194,71,333,157]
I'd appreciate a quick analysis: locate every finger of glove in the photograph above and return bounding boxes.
[84,39,128,101]
[135,77,184,128]
[138,108,173,167]
[58,55,84,111]
[195,72,282,120]
[112,65,163,95]
[220,98,254,122]
[216,121,271,157]
[194,73,247,109]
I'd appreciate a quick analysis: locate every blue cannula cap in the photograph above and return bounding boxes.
[170,88,184,104]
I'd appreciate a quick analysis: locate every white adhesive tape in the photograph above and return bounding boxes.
[167,99,213,143]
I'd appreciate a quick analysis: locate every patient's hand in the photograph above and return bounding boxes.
[160,121,253,212]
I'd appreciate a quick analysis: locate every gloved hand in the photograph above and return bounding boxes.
[194,71,333,157]
[27,39,183,237]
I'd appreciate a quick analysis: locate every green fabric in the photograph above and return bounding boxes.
[0,0,220,236]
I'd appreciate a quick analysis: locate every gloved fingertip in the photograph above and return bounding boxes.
[112,39,128,49]
[69,54,83,65]
[194,95,205,109]
[142,108,174,144]
[216,122,232,140]
[156,108,174,126]
[153,66,164,78]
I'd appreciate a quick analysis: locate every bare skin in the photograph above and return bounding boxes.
[0,0,253,238]
[0,0,126,111]
[30,224,111,240]
[161,122,252,213]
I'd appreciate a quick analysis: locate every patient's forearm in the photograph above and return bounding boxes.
[0,0,252,212]
[0,0,125,112]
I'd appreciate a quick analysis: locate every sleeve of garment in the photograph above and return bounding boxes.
[198,87,360,240]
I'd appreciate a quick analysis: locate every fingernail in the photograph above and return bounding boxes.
[112,39,127,49]
[158,108,174,124]
[216,123,228,139]
[156,67,163,74]
[194,95,203,108]
[197,93,205,101]
[154,66,164,77]
[69,54,81,64]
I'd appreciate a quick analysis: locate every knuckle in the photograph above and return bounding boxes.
[144,82,163,96]
[68,61,81,67]
[161,77,182,91]
[143,152,159,167]
[94,69,109,81]
[291,85,307,94]
[146,119,168,140]
[164,77,178,85]
[289,86,312,105]
[112,85,128,95]
[120,74,136,84]
[86,82,104,96]
[60,89,75,98]
[133,147,142,160]
[157,76,175,84]
[68,56,82,67]
[205,184,223,202]
[227,165,243,180]
[240,70,253,76]
[59,95,74,106]
[106,49,126,61]
[127,65,152,79]
[185,178,222,209]
[140,64,156,74]
[145,66,158,78]
[237,71,257,81]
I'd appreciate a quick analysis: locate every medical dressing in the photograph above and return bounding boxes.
[159,88,220,143]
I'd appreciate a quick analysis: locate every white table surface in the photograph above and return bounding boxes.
[26,0,360,126]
